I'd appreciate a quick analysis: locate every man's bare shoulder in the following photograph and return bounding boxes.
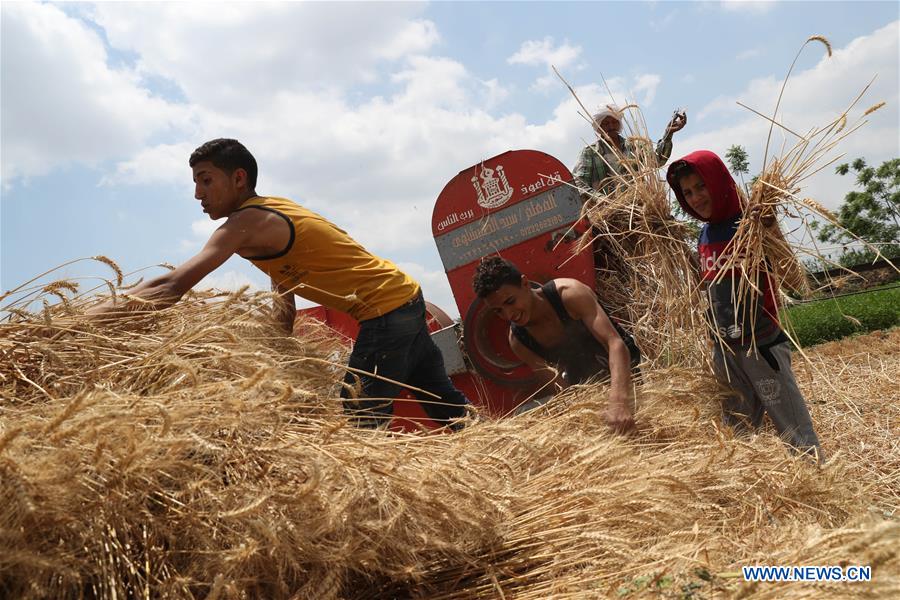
[553,278,595,298]
[553,278,599,318]
[222,204,293,257]
[224,205,270,227]
[223,205,293,235]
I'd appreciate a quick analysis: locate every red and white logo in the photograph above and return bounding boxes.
[472,164,513,209]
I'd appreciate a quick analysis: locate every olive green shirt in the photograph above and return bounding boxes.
[574,133,674,195]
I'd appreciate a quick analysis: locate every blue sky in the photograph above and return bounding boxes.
[2,1,898,316]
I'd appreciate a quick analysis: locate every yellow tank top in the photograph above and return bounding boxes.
[237,196,420,321]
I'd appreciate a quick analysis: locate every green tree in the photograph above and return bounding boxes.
[724,144,750,192]
[812,157,900,265]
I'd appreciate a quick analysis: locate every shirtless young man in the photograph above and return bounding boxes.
[472,257,641,431]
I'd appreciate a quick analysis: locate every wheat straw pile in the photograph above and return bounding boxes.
[2,33,897,596]
[1,275,898,599]
[550,68,707,367]
[575,112,707,367]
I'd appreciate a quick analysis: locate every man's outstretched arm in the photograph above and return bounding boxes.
[565,283,635,432]
[87,222,248,318]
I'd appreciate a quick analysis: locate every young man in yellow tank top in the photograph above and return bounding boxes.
[89,138,471,430]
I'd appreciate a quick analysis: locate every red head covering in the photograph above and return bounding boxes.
[667,150,742,223]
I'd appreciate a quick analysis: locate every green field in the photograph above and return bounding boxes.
[783,284,900,347]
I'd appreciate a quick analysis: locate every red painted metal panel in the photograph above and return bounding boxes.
[296,306,359,341]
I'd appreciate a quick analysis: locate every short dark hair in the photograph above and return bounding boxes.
[189,138,258,190]
[669,160,697,187]
[473,256,523,298]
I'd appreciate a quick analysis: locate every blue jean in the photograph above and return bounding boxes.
[340,293,470,428]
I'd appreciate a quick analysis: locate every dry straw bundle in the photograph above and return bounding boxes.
[712,35,897,350]
[2,267,898,598]
[1,260,345,407]
[552,69,708,367]
[575,114,708,367]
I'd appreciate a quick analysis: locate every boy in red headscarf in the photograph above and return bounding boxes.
[667,150,822,461]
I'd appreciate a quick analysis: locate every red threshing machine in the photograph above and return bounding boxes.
[299,150,597,430]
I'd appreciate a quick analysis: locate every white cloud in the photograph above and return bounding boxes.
[191,218,223,238]
[633,74,662,107]
[508,37,582,69]
[391,55,471,107]
[2,1,658,232]
[508,37,583,92]
[88,2,435,112]
[177,218,223,255]
[378,19,440,60]
[9,3,892,315]
[0,2,442,186]
[100,143,197,187]
[0,2,189,183]
[720,0,777,14]
[530,74,557,92]
[736,48,763,60]
[693,21,898,131]
[564,75,664,124]
[338,200,435,256]
[674,21,899,213]
[480,78,511,109]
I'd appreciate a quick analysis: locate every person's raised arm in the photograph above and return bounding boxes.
[564,283,635,432]
[87,220,249,318]
[655,109,687,166]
